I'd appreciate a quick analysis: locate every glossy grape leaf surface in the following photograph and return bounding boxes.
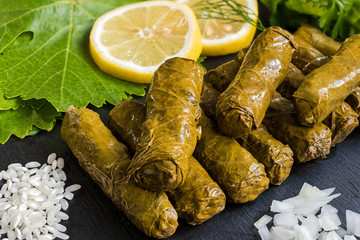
[0,0,146,112]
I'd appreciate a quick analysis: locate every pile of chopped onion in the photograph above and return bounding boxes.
[255,183,360,240]
[0,153,81,240]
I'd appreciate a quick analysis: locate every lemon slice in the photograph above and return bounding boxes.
[90,1,202,83]
[177,0,258,56]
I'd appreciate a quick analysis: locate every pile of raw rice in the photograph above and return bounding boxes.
[0,153,81,240]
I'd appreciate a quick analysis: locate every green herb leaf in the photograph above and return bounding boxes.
[0,0,146,112]
[197,56,207,74]
[260,0,360,40]
[194,0,265,31]
[0,102,61,143]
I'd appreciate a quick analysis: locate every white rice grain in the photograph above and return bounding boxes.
[59,199,69,211]
[64,191,74,200]
[57,158,65,169]
[54,222,67,232]
[65,184,81,192]
[0,153,80,240]
[47,153,56,164]
[56,211,69,220]
[25,162,41,169]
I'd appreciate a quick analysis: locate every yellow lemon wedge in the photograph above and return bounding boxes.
[177,0,258,56]
[90,1,202,84]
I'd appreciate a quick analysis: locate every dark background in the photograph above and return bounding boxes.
[1,1,360,239]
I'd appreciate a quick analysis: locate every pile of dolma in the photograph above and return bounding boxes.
[216,26,298,139]
[61,107,178,239]
[59,25,360,238]
[108,100,226,226]
[128,57,204,192]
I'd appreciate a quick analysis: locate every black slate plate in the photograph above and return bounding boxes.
[1,2,360,240]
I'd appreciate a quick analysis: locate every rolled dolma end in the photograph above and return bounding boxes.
[294,33,360,127]
[291,34,326,72]
[60,107,131,188]
[128,57,204,192]
[195,112,270,203]
[61,107,178,239]
[109,100,226,226]
[294,24,341,57]
[107,99,145,153]
[114,182,178,239]
[323,102,359,147]
[200,82,221,119]
[263,114,332,163]
[346,86,360,114]
[206,47,248,92]
[276,63,306,101]
[168,157,226,225]
[216,26,297,139]
[237,124,294,185]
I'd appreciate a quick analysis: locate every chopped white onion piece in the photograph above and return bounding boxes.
[270,226,295,240]
[326,231,342,240]
[255,183,360,240]
[319,213,340,231]
[301,214,321,237]
[294,225,313,240]
[321,187,336,197]
[270,200,294,213]
[346,210,360,237]
[273,212,298,229]
[344,235,357,240]
[254,214,273,230]
[258,225,272,240]
[321,205,338,215]
[292,193,341,216]
[336,226,348,238]
[297,183,326,200]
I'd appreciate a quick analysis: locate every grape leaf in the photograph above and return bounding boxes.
[0,91,25,110]
[0,0,146,112]
[0,102,61,143]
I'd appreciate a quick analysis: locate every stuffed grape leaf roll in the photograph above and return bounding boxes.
[107,100,145,155]
[323,102,359,146]
[276,63,306,101]
[264,95,332,163]
[294,24,341,57]
[346,86,360,115]
[294,33,360,127]
[108,100,226,225]
[61,107,178,239]
[276,64,358,146]
[194,111,269,203]
[216,26,297,139]
[200,82,221,119]
[291,34,326,73]
[128,57,204,192]
[237,124,294,185]
[206,47,248,92]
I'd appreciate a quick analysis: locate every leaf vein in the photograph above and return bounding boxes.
[76,4,96,20]
[68,50,114,100]
[4,26,70,73]
[60,2,75,109]
[0,1,71,29]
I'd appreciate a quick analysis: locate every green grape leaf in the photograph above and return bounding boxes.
[0,0,146,112]
[0,102,61,143]
[0,91,25,110]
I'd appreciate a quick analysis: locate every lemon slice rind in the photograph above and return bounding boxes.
[90,1,202,83]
